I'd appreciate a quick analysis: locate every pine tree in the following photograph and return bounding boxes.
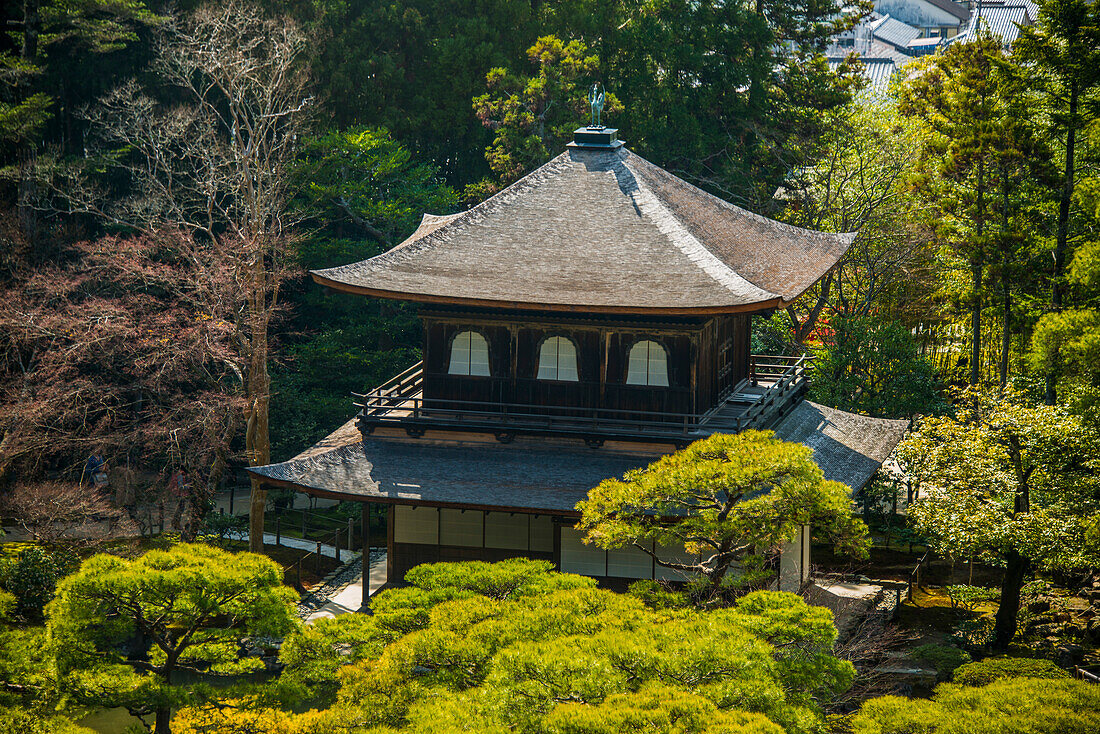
[1014,0,1100,401]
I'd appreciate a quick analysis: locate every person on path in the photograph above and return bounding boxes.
[85,453,109,489]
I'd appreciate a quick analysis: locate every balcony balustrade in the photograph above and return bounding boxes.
[353,355,810,444]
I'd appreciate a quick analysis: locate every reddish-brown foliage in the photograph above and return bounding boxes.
[0,228,277,537]
[0,480,127,543]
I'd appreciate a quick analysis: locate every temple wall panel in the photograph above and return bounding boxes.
[391,508,558,580]
[530,515,554,552]
[394,505,439,544]
[439,508,484,547]
[485,512,529,550]
[560,526,608,576]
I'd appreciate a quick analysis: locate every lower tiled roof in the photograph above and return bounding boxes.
[773,401,908,490]
[248,401,909,514]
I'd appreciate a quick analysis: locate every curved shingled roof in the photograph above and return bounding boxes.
[246,402,908,513]
[312,147,856,315]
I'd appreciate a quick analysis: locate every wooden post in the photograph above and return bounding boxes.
[315,541,322,575]
[362,503,370,609]
[348,517,355,552]
[301,508,307,540]
[335,529,341,563]
[229,485,234,515]
[275,517,281,547]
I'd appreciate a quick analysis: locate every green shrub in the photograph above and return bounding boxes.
[627,580,690,610]
[0,546,78,618]
[911,644,971,680]
[853,678,1100,733]
[950,617,995,649]
[946,585,999,613]
[0,707,96,734]
[0,589,15,621]
[953,657,1069,686]
[198,512,247,544]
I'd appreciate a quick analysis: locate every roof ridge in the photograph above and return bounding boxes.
[623,149,857,249]
[609,150,780,302]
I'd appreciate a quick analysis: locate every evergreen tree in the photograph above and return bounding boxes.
[1014,0,1100,401]
[809,314,943,419]
[900,34,1052,386]
[577,431,869,604]
[48,544,298,734]
[176,559,854,733]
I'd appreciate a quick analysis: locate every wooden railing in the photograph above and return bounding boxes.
[750,353,814,384]
[364,360,424,409]
[281,525,352,594]
[1075,666,1100,684]
[356,390,708,439]
[739,354,810,431]
[353,354,811,440]
[907,550,931,603]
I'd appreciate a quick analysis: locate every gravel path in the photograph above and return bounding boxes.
[297,548,386,619]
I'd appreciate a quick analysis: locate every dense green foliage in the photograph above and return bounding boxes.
[0,545,78,618]
[899,33,1054,387]
[271,127,455,459]
[578,431,869,602]
[48,543,298,733]
[294,0,865,202]
[471,35,620,194]
[952,656,1069,687]
[809,314,943,418]
[0,0,160,158]
[852,677,1100,734]
[910,644,971,682]
[898,389,1100,647]
[174,558,854,734]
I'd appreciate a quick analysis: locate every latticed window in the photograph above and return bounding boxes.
[448,331,491,376]
[537,336,579,381]
[625,340,669,387]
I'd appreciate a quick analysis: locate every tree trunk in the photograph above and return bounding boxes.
[17,2,41,243]
[1000,280,1010,389]
[246,360,271,553]
[154,705,172,734]
[22,0,39,60]
[246,260,272,554]
[153,665,173,734]
[1046,83,1078,406]
[1051,84,1077,312]
[992,548,1030,650]
[786,271,834,348]
[970,128,987,386]
[999,186,1012,390]
[970,259,982,385]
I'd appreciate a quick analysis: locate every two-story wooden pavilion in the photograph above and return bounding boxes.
[250,127,908,603]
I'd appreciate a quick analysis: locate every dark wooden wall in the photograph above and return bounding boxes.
[391,543,555,580]
[419,308,753,417]
[716,314,751,398]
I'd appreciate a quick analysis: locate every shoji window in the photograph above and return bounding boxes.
[625,340,669,386]
[537,336,579,381]
[448,331,491,376]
